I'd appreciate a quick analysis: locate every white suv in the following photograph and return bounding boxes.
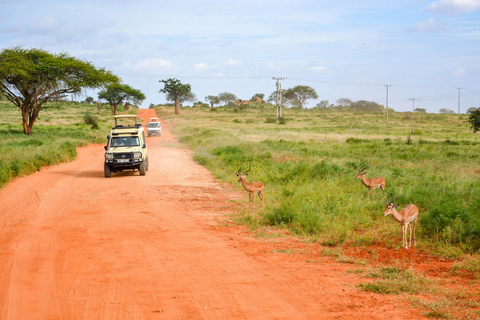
[147,118,162,137]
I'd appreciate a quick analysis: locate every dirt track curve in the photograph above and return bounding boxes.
[0,109,428,319]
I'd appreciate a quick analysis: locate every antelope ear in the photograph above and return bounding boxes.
[394,204,399,208]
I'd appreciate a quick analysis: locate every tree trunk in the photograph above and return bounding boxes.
[175,98,180,114]
[21,107,36,135]
[111,104,118,115]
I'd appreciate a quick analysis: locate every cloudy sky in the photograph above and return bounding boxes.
[1,0,479,112]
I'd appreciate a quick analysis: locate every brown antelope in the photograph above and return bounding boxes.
[356,162,385,197]
[383,195,419,249]
[236,164,264,205]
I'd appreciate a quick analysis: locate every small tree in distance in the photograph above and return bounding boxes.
[205,95,220,108]
[218,92,237,106]
[283,85,318,110]
[98,83,145,115]
[159,78,192,114]
[439,108,455,114]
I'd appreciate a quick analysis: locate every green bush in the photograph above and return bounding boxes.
[83,113,99,129]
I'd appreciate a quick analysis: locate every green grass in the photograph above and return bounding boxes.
[0,101,135,188]
[156,105,480,257]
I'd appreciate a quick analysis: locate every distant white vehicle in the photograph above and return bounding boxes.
[147,118,162,137]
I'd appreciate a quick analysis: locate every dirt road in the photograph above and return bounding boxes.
[0,109,427,319]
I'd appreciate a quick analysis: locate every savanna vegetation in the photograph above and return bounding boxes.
[0,100,135,188]
[154,104,480,258]
[155,103,480,319]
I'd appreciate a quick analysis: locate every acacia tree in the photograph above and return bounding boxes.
[159,78,192,114]
[0,47,119,135]
[283,85,318,110]
[205,95,220,108]
[218,92,237,106]
[98,83,145,115]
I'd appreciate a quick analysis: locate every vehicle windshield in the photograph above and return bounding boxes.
[111,136,140,147]
[148,122,160,128]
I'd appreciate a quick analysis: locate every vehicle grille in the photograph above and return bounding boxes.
[114,152,133,160]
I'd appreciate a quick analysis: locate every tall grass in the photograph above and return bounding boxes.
[157,105,480,256]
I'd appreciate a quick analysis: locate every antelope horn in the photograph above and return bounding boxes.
[237,164,243,174]
[243,163,251,175]
[385,194,391,205]
[391,194,396,204]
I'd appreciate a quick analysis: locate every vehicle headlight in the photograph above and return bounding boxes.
[105,153,114,160]
[133,151,142,159]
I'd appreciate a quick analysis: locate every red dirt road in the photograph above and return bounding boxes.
[0,109,428,319]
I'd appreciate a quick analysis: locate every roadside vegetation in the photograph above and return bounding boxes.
[156,104,480,319]
[0,100,135,188]
[156,105,480,257]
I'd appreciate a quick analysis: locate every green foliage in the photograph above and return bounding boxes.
[158,107,480,255]
[283,85,318,109]
[218,92,237,105]
[98,83,145,115]
[83,113,99,129]
[0,46,119,135]
[468,109,480,133]
[0,101,117,188]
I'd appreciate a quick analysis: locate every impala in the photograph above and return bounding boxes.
[383,195,419,249]
[236,164,264,205]
[356,162,385,197]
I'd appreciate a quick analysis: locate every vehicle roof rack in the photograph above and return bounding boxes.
[113,115,141,129]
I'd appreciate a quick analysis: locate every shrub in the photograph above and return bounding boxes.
[83,113,99,130]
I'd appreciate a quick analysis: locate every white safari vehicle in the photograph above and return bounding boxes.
[104,115,148,177]
[147,117,162,137]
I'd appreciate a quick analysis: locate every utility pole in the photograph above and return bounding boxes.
[408,98,420,134]
[272,77,286,124]
[457,87,462,116]
[385,85,391,122]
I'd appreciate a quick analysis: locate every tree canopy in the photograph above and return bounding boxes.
[205,95,220,108]
[98,83,145,115]
[159,78,192,114]
[218,92,237,106]
[468,109,480,133]
[439,108,455,114]
[283,85,318,110]
[0,46,119,135]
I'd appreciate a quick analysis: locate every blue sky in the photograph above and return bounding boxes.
[1,0,479,112]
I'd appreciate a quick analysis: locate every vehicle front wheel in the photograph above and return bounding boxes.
[104,163,111,178]
[139,162,147,176]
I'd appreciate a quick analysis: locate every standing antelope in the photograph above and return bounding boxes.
[356,162,386,197]
[383,195,419,249]
[236,164,264,205]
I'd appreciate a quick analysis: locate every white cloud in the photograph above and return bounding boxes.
[309,66,328,73]
[195,63,209,72]
[453,68,465,76]
[425,0,480,15]
[226,58,242,66]
[406,17,445,32]
[129,58,172,72]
